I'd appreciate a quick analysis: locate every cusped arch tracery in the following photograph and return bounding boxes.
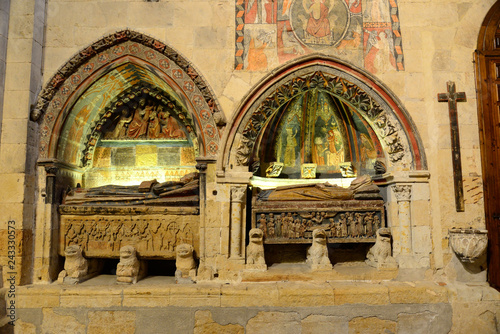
[221,56,426,174]
[35,30,224,163]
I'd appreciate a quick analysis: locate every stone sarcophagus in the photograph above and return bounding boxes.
[59,206,199,259]
[251,175,385,244]
[58,173,200,260]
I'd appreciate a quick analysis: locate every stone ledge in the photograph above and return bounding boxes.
[15,280,460,309]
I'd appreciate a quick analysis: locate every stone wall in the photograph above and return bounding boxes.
[12,281,500,334]
[0,0,499,332]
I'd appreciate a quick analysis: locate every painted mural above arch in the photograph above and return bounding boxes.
[34,30,225,164]
[220,56,426,175]
[234,0,405,74]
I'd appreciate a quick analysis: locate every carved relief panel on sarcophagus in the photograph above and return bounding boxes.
[59,208,199,259]
[251,175,385,244]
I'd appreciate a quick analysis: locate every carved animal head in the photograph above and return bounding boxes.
[249,228,264,243]
[176,244,194,258]
[377,228,392,242]
[65,245,83,258]
[312,229,327,245]
[120,245,137,260]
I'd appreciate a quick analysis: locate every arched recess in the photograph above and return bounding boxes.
[31,31,225,282]
[219,55,427,176]
[475,0,500,290]
[33,30,225,169]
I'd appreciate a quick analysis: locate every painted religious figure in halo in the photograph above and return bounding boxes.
[235,0,404,73]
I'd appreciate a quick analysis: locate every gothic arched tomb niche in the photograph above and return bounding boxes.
[257,85,383,178]
[225,59,427,175]
[56,63,198,187]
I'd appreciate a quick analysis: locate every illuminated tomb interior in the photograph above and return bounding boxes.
[56,63,198,188]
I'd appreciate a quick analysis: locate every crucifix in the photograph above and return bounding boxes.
[438,81,466,212]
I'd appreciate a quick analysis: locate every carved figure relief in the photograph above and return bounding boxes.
[366,228,397,269]
[306,229,332,270]
[246,228,267,270]
[60,215,198,259]
[175,243,197,283]
[116,245,143,284]
[254,210,383,243]
[58,245,89,284]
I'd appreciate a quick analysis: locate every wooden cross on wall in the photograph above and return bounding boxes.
[438,81,467,212]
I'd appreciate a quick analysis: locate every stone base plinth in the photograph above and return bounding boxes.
[14,278,499,333]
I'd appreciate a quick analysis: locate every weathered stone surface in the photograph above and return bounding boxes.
[333,283,389,305]
[450,301,500,334]
[221,283,279,307]
[348,316,396,334]
[60,287,122,308]
[170,285,220,307]
[14,319,36,334]
[194,310,244,334]
[397,311,437,334]
[246,311,301,334]
[41,308,85,334]
[388,282,448,304]
[277,282,335,306]
[301,314,348,334]
[87,311,135,334]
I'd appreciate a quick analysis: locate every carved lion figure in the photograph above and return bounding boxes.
[58,245,88,284]
[175,243,197,280]
[306,229,332,269]
[366,228,397,269]
[117,245,141,284]
[246,228,266,266]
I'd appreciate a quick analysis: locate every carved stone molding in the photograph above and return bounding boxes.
[231,186,246,203]
[32,29,220,122]
[235,71,408,167]
[36,30,222,161]
[393,185,412,202]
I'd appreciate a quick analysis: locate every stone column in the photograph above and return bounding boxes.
[393,185,412,255]
[195,161,208,260]
[230,186,246,260]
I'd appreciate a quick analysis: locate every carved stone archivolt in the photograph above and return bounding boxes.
[36,30,222,161]
[230,68,423,170]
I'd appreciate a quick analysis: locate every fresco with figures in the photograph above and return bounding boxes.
[235,0,404,73]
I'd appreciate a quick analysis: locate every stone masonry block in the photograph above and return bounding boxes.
[388,282,448,304]
[246,311,301,334]
[122,286,170,308]
[277,282,335,307]
[170,284,221,307]
[60,287,122,308]
[87,311,136,334]
[221,283,279,307]
[333,283,390,305]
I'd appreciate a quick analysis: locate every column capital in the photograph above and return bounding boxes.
[231,186,246,202]
[393,184,412,202]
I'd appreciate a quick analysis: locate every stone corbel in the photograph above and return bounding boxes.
[230,186,246,260]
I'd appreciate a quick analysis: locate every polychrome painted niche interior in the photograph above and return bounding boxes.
[255,86,384,179]
[56,63,198,187]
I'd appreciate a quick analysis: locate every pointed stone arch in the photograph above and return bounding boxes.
[33,30,225,163]
[219,55,426,174]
